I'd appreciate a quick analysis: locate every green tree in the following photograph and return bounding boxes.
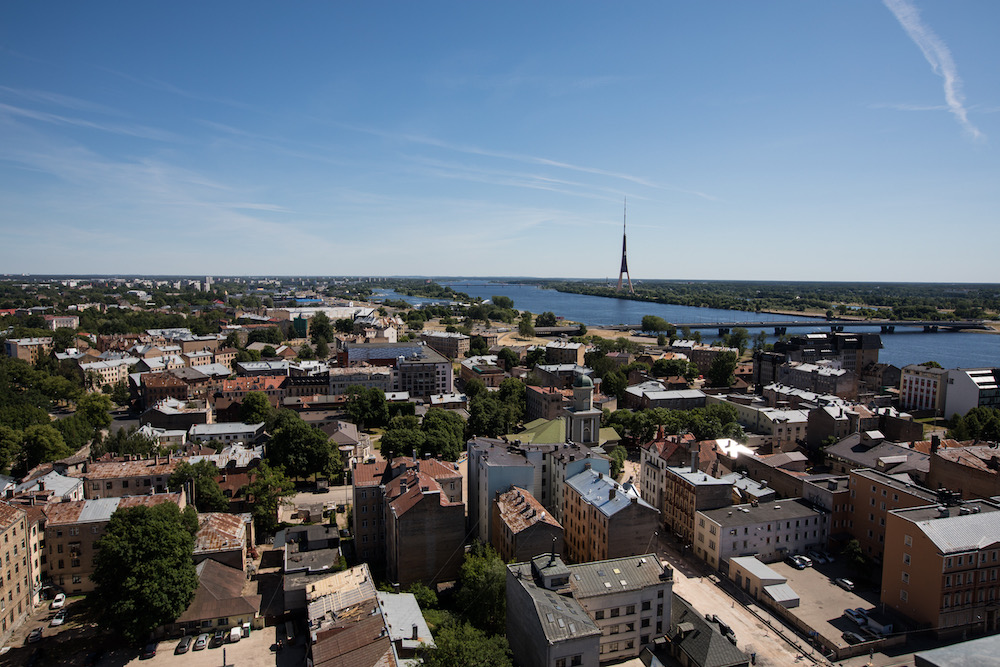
[91,502,199,643]
[76,392,113,431]
[0,425,22,474]
[491,295,514,310]
[379,427,426,461]
[315,338,330,359]
[498,377,526,425]
[261,345,276,358]
[609,444,628,479]
[335,317,356,334]
[310,312,334,345]
[602,369,628,401]
[706,350,739,387]
[468,336,489,356]
[407,582,438,609]
[94,425,156,458]
[345,386,389,430]
[463,378,486,400]
[241,391,273,425]
[525,346,546,369]
[18,424,72,475]
[641,315,672,335]
[518,312,534,338]
[168,460,229,512]
[455,544,507,635]
[722,327,750,355]
[421,621,512,667]
[535,311,558,327]
[241,462,295,533]
[110,382,130,407]
[420,408,466,461]
[297,343,316,360]
[497,347,519,371]
[267,415,338,480]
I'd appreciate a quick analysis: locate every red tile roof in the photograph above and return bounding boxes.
[353,461,388,488]
[0,501,25,529]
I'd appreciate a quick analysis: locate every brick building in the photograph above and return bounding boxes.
[492,486,564,563]
[0,501,30,645]
[563,467,659,563]
[847,468,936,563]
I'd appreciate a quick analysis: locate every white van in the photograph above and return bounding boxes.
[229,626,242,643]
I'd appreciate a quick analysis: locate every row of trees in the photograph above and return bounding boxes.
[605,403,744,445]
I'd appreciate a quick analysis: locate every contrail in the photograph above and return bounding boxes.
[883,0,983,139]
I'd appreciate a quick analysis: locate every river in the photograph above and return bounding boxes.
[373,282,1000,370]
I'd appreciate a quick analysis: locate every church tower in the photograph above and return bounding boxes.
[563,374,602,447]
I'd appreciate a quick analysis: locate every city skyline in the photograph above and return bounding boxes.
[2,2,999,280]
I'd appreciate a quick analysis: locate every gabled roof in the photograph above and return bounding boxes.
[669,595,749,667]
[176,559,261,624]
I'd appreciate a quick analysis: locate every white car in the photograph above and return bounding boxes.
[50,609,68,627]
[50,593,66,609]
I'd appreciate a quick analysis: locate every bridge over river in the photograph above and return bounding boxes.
[607,320,992,336]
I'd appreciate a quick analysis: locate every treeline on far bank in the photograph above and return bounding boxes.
[534,280,1000,320]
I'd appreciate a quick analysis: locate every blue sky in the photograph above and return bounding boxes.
[1,1,998,281]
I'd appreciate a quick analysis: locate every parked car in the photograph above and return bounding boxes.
[27,627,43,644]
[796,554,813,567]
[785,555,806,570]
[844,608,867,625]
[50,610,68,627]
[820,549,835,563]
[50,594,66,609]
[807,550,827,564]
[176,635,194,654]
[842,631,865,645]
[193,633,210,651]
[211,628,226,648]
[835,578,855,591]
[141,643,157,659]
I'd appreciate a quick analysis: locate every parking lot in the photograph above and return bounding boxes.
[769,559,883,650]
[117,625,306,667]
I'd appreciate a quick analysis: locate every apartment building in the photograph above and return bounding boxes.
[507,553,672,666]
[847,468,936,562]
[76,455,183,499]
[45,492,186,594]
[420,331,470,360]
[942,368,1000,419]
[526,385,569,421]
[80,359,134,388]
[328,366,392,395]
[394,345,453,398]
[900,363,949,414]
[3,337,53,364]
[777,361,857,400]
[0,501,30,645]
[460,355,506,388]
[801,476,851,543]
[563,467,659,563]
[693,499,828,572]
[43,314,79,330]
[660,466,733,547]
[883,500,1000,637]
[384,469,465,586]
[492,486,564,563]
[351,457,463,566]
[546,341,586,366]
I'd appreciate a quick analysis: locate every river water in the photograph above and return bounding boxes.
[373,283,1000,370]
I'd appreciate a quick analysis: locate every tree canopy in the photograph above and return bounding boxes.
[535,311,558,327]
[168,460,229,512]
[345,386,389,430]
[421,620,512,667]
[241,461,295,533]
[455,544,507,636]
[706,350,739,387]
[949,407,1000,441]
[267,411,342,481]
[241,390,272,425]
[91,502,199,643]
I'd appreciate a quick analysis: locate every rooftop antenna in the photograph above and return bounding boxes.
[616,198,635,294]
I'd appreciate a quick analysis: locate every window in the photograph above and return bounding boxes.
[903,553,911,565]
[900,590,908,602]
[595,610,604,620]
[641,600,651,611]
[626,605,635,615]
[610,608,620,618]
[902,572,909,583]
[904,535,912,547]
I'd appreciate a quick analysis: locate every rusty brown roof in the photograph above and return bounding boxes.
[79,458,183,480]
[0,501,25,529]
[496,486,561,534]
[353,460,388,488]
[194,512,247,554]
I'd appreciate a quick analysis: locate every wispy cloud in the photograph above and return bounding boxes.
[0,102,178,142]
[883,0,983,139]
[0,86,121,116]
[869,102,948,112]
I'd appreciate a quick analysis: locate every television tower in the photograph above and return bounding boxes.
[616,198,634,294]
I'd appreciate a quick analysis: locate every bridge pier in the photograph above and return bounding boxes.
[773,326,786,336]
[880,325,895,334]
[829,325,844,332]
[923,325,939,332]
[718,328,730,336]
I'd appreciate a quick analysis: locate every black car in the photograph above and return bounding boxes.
[140,643,157,659]
[210,628,226,648]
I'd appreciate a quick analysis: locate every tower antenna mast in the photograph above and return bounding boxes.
[616,198,635,294]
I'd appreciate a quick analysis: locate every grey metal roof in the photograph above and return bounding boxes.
[566,468,656,518]
[669,595,749,667]
[900,503,1000,554]
[376,591,435,649]
[568,554,666,599]
[507,563,601,644]
[764,583,799,605]
[15,470,81,497]
[668,467,733,488]
[729,556,785,584]
[700,499,822,528]
[77,497,122,523]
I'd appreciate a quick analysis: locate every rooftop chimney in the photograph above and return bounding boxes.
[412,624,419,641]
[931,434,941,454]
[609,488,616,500]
